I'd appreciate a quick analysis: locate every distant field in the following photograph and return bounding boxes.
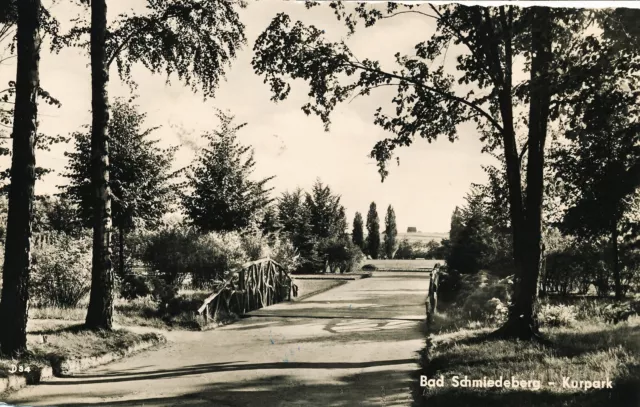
[397,232,449,243]
[361,259,444,271]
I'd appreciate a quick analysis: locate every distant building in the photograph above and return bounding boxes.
[407,227,417,233]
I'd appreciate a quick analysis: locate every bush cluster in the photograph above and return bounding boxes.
[139,226,248,288]
[538,304,578,327]
[30,232,92,307]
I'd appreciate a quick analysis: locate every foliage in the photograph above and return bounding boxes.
[277,188,316,272]
[394,238,448,260]
[240,229,269,262]
[315,236,364,273]
[383,205,397,259]
[351,211,364,250]
[602,300,640,324]
[394,239,412,259]
[182,110,274,233]
[306,179,345,239]
[119,274,151,301]
[54,0,246,99]
[277,180,355,273]
[446,186,512,276]
[266,235,300,273]
[32,195,84,237]
[538,304,577,327]
[148,277,179,313]
[459,272,512,323]
[30,233,92,307]
[141,225,248,287]
[548,70,640,298]
[63,98,177,233]
[251,2,639,338]
[365,202,380,259]
[0,0,61,142]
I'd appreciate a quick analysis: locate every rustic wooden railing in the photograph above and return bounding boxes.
[426,263,441,325]
[197,258,298,323]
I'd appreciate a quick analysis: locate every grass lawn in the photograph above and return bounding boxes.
[417,312,640,406]
[292,279,346,301]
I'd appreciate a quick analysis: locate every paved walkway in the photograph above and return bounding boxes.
[3,271,430,407]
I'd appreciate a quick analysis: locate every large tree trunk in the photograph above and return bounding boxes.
[85,0,113,330]
[0,0,40,357]
[497,7,553,340]
[611,222,622,300]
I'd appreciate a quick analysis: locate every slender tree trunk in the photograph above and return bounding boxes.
[85,0,113,330]
[495,7,525,276]
[498,7,553,340]
[611,222,622,300]
[0,0,40,357]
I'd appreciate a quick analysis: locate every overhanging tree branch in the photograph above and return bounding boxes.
[345,59,504,133]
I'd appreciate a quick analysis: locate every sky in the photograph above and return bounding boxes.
[1,1,634,234]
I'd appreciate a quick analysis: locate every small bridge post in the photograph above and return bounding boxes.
[426,264,440,325]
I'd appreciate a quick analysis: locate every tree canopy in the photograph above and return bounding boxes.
[182,111,274,233]
[251,2,632,339]
[63,98,177,233]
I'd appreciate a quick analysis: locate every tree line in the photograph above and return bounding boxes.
[0,0,638,356]
[0,0,246,356]
[351,202,402,260]
[251,3,640,340]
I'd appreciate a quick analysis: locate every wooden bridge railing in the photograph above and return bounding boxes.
[197,258,298,323]
[426,263,441,325]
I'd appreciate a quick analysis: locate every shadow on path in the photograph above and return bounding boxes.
[11,365,421,407]
[44,359,418,386]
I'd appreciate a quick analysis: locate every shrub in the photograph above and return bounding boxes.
[192,232,248,286]
[459,272,512,323]
[315,237,364,273]
[487,297,509,324]
[240,229,269,261]
[538,304,577,327]
[119,274,151,300]
[30,232,92,307]
[266,235,300,272]
[141,225,248,288]
[148,277,179,313]
[438,267,462,303]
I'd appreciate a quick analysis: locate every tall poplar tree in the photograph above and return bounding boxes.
[365,202,380,259]
[383,205,397,259]
[352,212,364,250]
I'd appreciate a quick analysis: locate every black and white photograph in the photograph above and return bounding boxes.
[0,0,638,406]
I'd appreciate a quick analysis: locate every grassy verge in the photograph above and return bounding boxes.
[417,295,640,407]
[30,289,212,331]
[0,321,164,378]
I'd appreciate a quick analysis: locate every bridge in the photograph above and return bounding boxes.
[197,258,298,323]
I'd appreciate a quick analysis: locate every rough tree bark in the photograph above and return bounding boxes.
[611,222,622,300]
[497,6,553,340]
[0,0,41,356]
[85,0,114,330]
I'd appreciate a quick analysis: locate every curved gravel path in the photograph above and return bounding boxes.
[3,271,430,407]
